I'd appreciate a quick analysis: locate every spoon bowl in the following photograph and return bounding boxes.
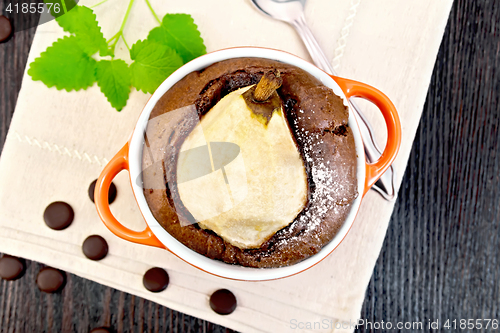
[251,0,306,23]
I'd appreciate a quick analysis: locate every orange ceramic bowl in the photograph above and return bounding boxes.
[95,47,401,281]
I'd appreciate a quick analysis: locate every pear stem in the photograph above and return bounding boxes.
[253,70,283,102]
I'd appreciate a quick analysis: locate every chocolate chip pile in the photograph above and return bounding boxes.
[1,178,238,331]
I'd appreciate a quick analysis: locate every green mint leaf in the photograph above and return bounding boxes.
[147,14,206,64]
[129,39,146,60]
[99,46,113,58]
[95,60,131,111]
[56,5,108,56]
[130,39,183,94]
[28,35,97,91]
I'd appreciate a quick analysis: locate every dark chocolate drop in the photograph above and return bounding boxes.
[43,201,74,230]
[90,327,112,333]
[143,267,169,292]
[89,179,117,204]
[36,267,65,293]
[0,16,12,43]
[82,235,108,261]
[0,255,25,280]
[209,289,237,315]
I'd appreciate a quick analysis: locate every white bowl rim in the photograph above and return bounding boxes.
[127,47,365,281]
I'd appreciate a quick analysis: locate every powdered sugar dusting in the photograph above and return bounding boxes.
[273,110,346,247]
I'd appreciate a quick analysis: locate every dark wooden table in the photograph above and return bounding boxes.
[1,0,499,332]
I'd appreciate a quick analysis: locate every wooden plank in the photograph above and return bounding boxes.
[357,0,500,332]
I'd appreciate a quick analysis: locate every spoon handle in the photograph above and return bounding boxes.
[291,14,397,200]
[292,14,336,74]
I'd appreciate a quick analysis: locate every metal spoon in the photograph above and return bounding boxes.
[250,0,397,201]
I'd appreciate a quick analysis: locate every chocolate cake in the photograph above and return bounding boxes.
[141,58,358,268]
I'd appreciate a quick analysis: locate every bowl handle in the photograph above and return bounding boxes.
[95,143,165,249]
[331,76,402,196]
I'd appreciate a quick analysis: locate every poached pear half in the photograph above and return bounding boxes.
[177,78,308,249]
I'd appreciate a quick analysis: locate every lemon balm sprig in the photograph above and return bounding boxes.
[27,0,206,111]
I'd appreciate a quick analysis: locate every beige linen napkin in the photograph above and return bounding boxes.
[0,0,452,332]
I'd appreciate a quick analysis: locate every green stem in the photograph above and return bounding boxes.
[144,0,161,24]
[118,0,135,34]
[90,0,110,9]
[122,36,131,51]
[109,0,136,56]
[106,31,120,44]
[60,0,68,13]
